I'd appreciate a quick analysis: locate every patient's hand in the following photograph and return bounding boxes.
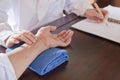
[36,26,74,48]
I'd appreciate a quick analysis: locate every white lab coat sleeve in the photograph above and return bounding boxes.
[0,0,13,47]
[0,22,13,47]
[0,54,17,80]
[64,0,93,16]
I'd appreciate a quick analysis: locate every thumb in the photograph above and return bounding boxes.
[13,38,20,44]
[36,26,57,36]
[38,26,57,32]
[47,26,57,32]
[6,38,20,48]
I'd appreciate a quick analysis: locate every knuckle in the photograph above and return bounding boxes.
[25,31,32,35]
[22,31,28,35]
[16,34,22,38]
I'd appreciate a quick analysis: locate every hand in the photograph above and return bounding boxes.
[36,26,74,48]
[84,9,108,23]
[6,30,37,48]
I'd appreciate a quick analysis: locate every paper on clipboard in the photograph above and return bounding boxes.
[104,5,120,20]
[72,19,120,44]
[72,5,120,44]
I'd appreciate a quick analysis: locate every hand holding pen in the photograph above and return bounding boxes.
[91,1,109,26]
[84,9,108,23]
[84,0,108,24]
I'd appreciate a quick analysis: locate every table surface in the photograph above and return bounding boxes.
[0,14,120,80]
[97,0,120,7]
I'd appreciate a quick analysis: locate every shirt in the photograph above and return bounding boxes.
[0,0,92,47]
[0,54,17,80]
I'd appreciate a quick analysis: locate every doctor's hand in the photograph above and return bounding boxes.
[36,26,74,49]
[6,30,37,48]
[84,9,108,23]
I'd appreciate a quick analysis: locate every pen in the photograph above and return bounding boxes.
[89,0,108,26]
[108,18,120,24]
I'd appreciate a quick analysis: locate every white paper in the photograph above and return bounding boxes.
[72,19,120,44]
[104,5,120,20]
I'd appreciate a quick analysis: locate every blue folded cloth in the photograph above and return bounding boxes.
[29,48,68,75]
[6,42,69,75]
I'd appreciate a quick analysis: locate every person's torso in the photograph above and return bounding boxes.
[8,0,66,31]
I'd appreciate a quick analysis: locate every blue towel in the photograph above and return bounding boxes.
[29,48,68,75]
[6,42,69,75]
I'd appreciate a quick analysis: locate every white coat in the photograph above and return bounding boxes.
[0,0,92,46]
[0,0,92,79]
[0,54,17,80]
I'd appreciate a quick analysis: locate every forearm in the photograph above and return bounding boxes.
[6,26,73,79]
[8,38,48,79]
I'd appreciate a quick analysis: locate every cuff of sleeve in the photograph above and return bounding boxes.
[74,6,93,16]
[73,3,93,16]
[0,54,17,80]
[0,30,13,47]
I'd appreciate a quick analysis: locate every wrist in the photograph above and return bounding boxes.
[21,38,49,56]
[35,33,51,50]
[37,37,50,50]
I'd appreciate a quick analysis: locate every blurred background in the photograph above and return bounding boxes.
[96,0,120,7]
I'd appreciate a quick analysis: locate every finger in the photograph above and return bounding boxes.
[57,30,68,42]
[96,18,103,23]
[6,37,20,48]
[101,9,108,16]
[41,26,57,32]
[64,38,72,46]
[28,32,38,40]
[64,30,74,41]
[12,38,20,44]
[57,30,67,37]
[49,26,57,32]
[12,31,35,44]
[101,10,108,19]
[93,9,104,20]
[89,17,103,23]
[19,35,32,44]
[96,13,104,20]
[24,32,37,43]
[87,12,103,22]
[61,30,72,39]
[63,30,71,37]
[92,9,103,19]
[37,26,57,36]
[58,30,73,43]
[10,35,21,44]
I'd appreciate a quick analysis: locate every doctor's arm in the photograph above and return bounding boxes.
[0,0,37,48]
[0,17,37,48]
[0,16,37,48]
[64,0,108,22]
[0,9,14,47]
